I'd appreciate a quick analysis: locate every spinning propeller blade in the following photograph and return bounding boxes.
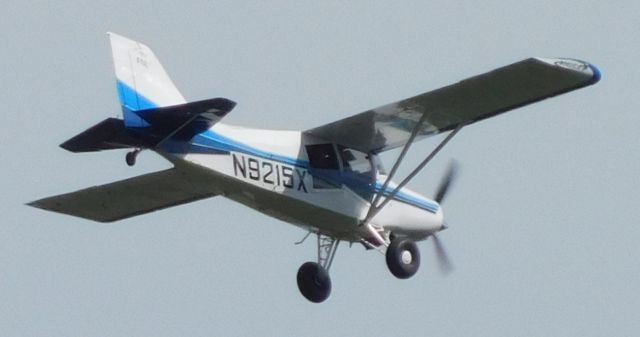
[432,234,454,275]
[432,161,457,274]
[434,161,459,204]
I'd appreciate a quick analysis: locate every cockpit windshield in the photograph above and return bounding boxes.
[338,146,373,177]
[305,144,385,193]
[371,154,387,175]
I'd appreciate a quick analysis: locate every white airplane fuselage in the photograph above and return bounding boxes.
[160,122,444,243]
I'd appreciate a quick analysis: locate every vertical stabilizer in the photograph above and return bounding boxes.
[107,32,187,127]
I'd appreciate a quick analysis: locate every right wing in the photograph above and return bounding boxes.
[305,58,601,153]
[28,168,219,222]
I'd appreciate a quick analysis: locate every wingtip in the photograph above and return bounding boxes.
[588,63,602,84]
[535,57,601,85]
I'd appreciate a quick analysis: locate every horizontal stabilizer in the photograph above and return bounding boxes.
[135,97,236,140]
[27,168,219,222]
[60,97,235,152]
[60,118,154,152]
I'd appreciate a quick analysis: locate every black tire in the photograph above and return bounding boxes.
[125,151,137,166]
[386,238,420,279]
[296,262,331,303]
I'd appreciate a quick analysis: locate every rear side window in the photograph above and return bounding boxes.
[306,144,339,170]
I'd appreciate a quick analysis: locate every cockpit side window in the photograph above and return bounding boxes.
[305,144,341,189]
[306,144,339,170]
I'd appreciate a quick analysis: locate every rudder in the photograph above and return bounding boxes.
[108,32,187,127]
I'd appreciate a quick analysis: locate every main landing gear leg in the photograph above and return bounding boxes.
[297,234,339,303]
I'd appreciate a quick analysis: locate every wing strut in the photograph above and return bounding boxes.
[362,122,465,226]
[369,113,429,214]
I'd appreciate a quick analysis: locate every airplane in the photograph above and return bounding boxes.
[28,33,601,303]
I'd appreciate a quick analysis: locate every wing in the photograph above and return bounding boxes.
[305,57,601,153]
[28,168,219,222]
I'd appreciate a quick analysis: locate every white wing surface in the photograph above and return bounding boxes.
[305,58,601,153]
[28,168,219,222]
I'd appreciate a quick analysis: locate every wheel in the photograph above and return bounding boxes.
[296,262,331,303]
[125,151,137,166]
[386,238,420,279]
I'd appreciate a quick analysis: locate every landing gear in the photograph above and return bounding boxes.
[386,238,420,279]
[297,262,331,303]
[296,234,339,303]
[125,149,141,166]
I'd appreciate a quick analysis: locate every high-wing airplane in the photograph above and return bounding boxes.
[28,33,600,303]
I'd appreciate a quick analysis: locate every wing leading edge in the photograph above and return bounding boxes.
[28,168,220,222]
[305,57,601,153]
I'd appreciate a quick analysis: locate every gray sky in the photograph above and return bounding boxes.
[2,1,639,336]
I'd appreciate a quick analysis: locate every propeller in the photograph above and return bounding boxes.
[431,161,459,275]
[434,161,459,204]
[432,234,453,275]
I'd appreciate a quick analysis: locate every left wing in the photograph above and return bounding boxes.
[305,58,601,153]
[28,168,219,222]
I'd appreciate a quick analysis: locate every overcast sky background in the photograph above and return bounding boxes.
[2,1,638,336]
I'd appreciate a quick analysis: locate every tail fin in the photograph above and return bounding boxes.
[107,32,187,127]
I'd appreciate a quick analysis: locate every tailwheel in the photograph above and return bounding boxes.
[125,149,140,167]
[386,238,420,279]
[297,262,331,303]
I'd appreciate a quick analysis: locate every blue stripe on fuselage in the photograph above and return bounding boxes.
[373,182,439,213]
[164,130,439,213]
